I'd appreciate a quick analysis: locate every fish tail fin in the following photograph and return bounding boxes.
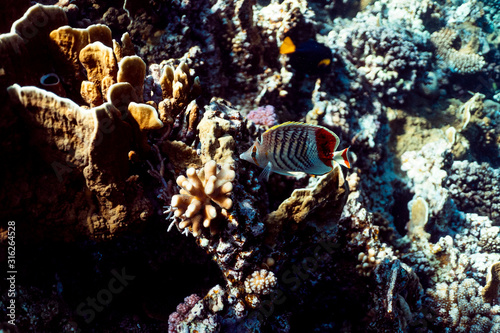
[280,37,296,54]
[333,147,351,169]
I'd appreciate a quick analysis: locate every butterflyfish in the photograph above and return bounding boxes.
[240,122,351,181]
[280,37,332,73]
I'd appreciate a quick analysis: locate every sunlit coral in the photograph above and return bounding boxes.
[171,160,235,236]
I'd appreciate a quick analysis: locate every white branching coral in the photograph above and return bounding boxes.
[244,269,277,295]
[170,160,235,236]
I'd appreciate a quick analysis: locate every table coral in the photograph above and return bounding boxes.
[170,160,235,236]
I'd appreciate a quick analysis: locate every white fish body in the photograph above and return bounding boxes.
[240,122,350,181]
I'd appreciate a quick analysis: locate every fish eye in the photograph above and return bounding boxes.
[251,145,257,158]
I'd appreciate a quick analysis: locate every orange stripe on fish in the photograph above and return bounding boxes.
[341,147,350,168]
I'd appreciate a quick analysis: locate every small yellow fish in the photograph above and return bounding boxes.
[240,122,351,181]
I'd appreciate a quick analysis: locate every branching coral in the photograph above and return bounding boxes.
[157,61,201,126]
[334,23,429,104]
[171,160,235,236]
[445,160,500,224]
[246,105,278,127]
[427,278,500,331]
[168,294,202,333]
[431,28,486,74]
[244,269,277,295]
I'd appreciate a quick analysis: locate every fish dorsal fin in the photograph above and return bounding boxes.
[280,37,296,55]
[264,121,305,134]
[264,121,338,140]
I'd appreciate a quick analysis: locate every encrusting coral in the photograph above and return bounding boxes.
[170,160,235,236]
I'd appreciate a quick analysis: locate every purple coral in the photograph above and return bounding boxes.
[168,294,202,333]
[247,105,278,126]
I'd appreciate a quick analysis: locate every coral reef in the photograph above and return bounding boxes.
[445,160,500,224]
[482,262,500,304]
[2,0,500,332]
[334,24,430,104]
[168,294,202,333]
[246,105,278,127]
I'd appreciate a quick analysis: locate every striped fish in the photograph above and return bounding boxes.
[240,122,351,181]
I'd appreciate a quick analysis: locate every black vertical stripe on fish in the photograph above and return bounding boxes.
[300,128,315,169]
[288,129,305,170]
[280,131,300,170]
[291,129,307,169]
[296,128,311,168]
[272,130,290,171]
[277,129,298,170]
[283,129,301,170]
[304,130,314,169]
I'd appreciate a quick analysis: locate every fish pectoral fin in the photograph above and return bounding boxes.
[258,161,273,182]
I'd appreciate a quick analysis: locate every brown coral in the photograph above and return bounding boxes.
[158,61,201,126]
[482,262,500,304]
[127,102,163,130]
[79,41,118,106]
[264,164,349,244]
[171,160,235,236]
[117,55,146,102]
